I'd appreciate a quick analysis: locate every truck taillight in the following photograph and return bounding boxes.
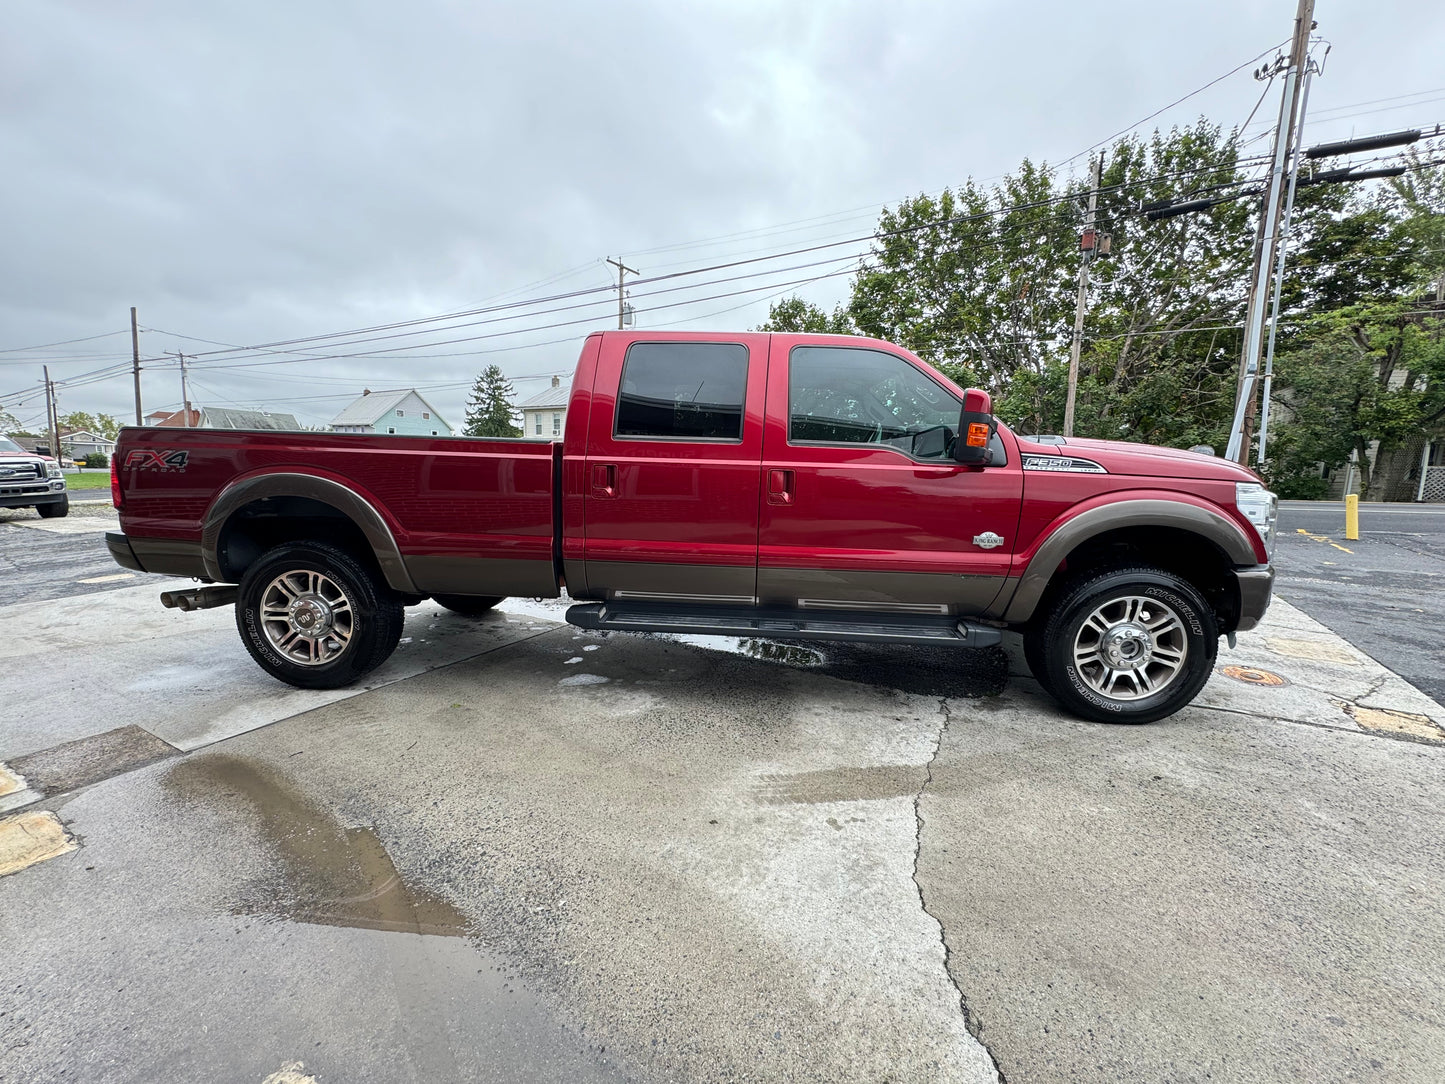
[111,455,122,509]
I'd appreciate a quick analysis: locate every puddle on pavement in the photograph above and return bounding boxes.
[164,755,467,936]
[161,755,630,1082]
[661,634,1009,698]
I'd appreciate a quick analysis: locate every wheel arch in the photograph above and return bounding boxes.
[1000,498,1257,628]
[202,472,418,593]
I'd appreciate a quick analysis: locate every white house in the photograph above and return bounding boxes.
[519,376,568,438]
[329,389,454,436]
[60,430,117,460]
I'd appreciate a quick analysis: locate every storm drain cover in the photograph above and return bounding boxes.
[1218,665,1289,687]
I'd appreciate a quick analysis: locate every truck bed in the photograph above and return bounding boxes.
[115,428,561,597]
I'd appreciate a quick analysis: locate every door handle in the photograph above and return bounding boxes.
[592,463,616,498]
[767,468,794,505]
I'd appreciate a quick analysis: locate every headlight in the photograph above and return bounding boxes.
[45,462,62,479]
[1235,482,1278,560]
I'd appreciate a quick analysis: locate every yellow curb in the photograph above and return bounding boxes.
[1345,704,1445,743]
[1264,637,1360,665]
[0,811,78,876]
[0,764,23,799]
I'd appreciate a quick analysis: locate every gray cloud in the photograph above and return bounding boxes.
[3,0,1442,429]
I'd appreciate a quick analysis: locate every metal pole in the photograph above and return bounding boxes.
[1226,0,1316,464]
[1257,58,1317,466]
[130,306,143,425]
[1419,440,1432,503]
[1064,155,1102,437]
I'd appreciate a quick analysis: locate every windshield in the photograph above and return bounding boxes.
[0,436,26,454]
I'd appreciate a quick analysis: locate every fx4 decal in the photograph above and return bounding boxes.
[125,449,190,471]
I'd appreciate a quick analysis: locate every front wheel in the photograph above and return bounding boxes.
[236,542,405,689]
[37,496,69,518]
[1035,566,1217,724]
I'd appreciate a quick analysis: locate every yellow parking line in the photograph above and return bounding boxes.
[1295,528,1353,554]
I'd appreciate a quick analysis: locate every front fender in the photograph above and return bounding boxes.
[997,494,1259,624]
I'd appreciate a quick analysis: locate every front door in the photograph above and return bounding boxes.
[757,337,1023,614]
[581,333,768,604]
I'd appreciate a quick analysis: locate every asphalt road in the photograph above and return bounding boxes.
[1274,501,1445,704]
[0,503,133,605]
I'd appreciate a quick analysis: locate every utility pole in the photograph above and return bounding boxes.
[605,257,638,330]
[166,351,192,425]
[1257,52,1321,466]
[130,306,143,425]
[1225,0,1316,464]
[42,365,61,464]
[1064,154,1104,437]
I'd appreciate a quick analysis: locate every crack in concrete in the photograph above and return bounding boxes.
[911,697,1007,1084]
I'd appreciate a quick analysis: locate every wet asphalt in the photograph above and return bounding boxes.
[1273,502,1445,704]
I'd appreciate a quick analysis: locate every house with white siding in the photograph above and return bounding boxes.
[329,389,454,436]
[519,376,568,438]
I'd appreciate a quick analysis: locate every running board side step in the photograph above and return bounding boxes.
[565,602,1002,648]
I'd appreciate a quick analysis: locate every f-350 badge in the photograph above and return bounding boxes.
[972,532,1004,549]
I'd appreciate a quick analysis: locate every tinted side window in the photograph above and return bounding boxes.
[789,346,959,458]
[616,342,749,440]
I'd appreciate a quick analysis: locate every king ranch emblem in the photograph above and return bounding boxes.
[973,531,1005,549]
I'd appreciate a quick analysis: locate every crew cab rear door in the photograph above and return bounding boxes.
[581,332,769,603]
[757,336,1023,615]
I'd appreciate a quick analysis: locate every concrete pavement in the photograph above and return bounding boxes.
[2,502,1444,1082]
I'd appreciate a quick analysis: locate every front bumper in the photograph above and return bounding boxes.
[0,480,67,508]
[1233,565,1275,632]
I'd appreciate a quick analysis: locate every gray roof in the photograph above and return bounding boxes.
[329,389,421,427]
[202,407,302,430]
[519,383,569,409]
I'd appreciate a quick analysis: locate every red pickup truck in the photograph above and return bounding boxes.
[108,330,1277,723]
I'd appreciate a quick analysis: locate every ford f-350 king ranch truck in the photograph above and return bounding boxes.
[107,330,1278,723]
[1,434,69,518]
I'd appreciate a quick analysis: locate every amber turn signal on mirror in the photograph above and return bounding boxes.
[966,422,990,448]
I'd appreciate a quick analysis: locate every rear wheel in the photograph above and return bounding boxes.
[432,594,505,616]
[236,542,404,689]
[1036,566,1217,724]
[37,496,69,518]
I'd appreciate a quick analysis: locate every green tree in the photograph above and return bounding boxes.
[0,409,23,435]
[59,411,121,440]
[463,365,521,437]
[757,296,856,334]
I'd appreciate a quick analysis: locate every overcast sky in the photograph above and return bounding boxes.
[3,0,1443,431]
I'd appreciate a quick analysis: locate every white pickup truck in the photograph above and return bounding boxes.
[0,435,70,518]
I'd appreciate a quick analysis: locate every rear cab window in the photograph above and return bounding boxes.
[614,342,749,442]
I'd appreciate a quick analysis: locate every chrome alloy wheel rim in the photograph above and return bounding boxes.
[259,570,355,666]
[1071,595,1188,701]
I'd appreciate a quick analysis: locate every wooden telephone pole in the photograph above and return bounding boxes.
[42,365,61,464]
[130,306,143,425]
[605,257,638,329]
